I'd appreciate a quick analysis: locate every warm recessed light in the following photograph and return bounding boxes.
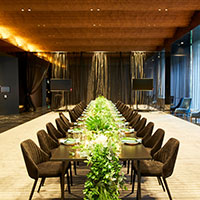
[90,8,93,11]
[158,8,161,11]
[93,24,96,27]
[37,24,40,27]
[165,8,168,11]
[28,8,31,12]
[97,8,100,11]
[21,8,24,12]
[43,24,46,27]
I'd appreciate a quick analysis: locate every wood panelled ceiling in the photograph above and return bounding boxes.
[0,0,199,52]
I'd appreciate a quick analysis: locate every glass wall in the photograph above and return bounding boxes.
[170,25,200,110]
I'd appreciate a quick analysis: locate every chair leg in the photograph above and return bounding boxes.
[29,179,38,200]
[162,177,172,200]
[123,161,126,167]
[70,162,73,186]
[74,161,77,175]
[131,170,136,193]
[130,161,133,183]
[127,160,130,174]
[157,176,165,192]
[66,169,71,193]
[37,177,45,192]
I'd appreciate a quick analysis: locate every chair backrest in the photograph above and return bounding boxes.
[68,109,77,122]
[144,128,165,156]
[20,139,49,179]
[126,109,135,122]
[134,117,147,132]
[59,112,73,127]
[129,114,141,127]
[179,97,192,110]
[170,97,183,111]
[37,130,59,156]
[46,122,63,141]
[138,121,154,138]
[55,118,69,137]
[153,138,180,178]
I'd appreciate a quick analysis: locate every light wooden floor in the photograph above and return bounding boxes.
[0,111,200,200]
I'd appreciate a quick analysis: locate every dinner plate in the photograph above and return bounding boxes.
[124,140,139,145]
[60,138,77,146]
[121,137,140,145]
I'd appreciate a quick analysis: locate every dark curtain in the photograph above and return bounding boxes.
[26,53,50,111]
[107,53,131,104]
[170,35,190,106]
[68,53,92,105]
[66,52,132,105]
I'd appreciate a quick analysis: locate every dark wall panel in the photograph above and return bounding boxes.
[0,55,19,114]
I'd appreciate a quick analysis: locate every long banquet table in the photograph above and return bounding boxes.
[51,141,152,200]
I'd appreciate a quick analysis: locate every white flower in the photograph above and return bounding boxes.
[95,134,108,145]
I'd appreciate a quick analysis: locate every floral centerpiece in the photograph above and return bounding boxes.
[75,96,126,199]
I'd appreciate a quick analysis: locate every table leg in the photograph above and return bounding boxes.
[136,160,141,200]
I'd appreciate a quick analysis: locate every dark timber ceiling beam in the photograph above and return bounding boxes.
[158,11,200,51]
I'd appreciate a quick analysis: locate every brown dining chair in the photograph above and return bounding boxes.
[132,138,180,200]
[129,114,141,127]
[37,130,59,156]
[143,128,165,156]
[126,110,136,122]
[55,118,70,137]
[136,121,154,138]
[46,122,64,142]
[134,117,147,132]
[68,109,78,122]
[37,130,73,186]
[59,112,74,128]
[20,139,70,200]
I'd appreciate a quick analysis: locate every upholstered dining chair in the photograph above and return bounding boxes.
[126,110,136,122]
[133,117,147,132]
[59,112,74,128]
[55,118,70,137]
[129,114,141,127]
[142,128,165,156]
[37,130,59,157]
[174,97,192,118]
[37,130,74,186]
[128,121,154,177]
[136,122,154,139]
[170,97,183,114]
[68,109,78,122]
[20,139,70,200]
[122,107,131,119]
[132,138,180,200]
[46,122,63,143]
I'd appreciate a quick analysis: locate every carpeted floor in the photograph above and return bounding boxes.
[0,110,200,199]
[0,107,51,133]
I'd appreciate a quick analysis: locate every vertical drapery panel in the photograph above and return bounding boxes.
[68,53,92,105]
[170,38,191,106]
[87,52,108,102]
[51,53,69,109]
[191,26,200,110]
[26,53,50,111]
[106,53,131,104]
[65,52,132,105]
[130,52,146,104]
